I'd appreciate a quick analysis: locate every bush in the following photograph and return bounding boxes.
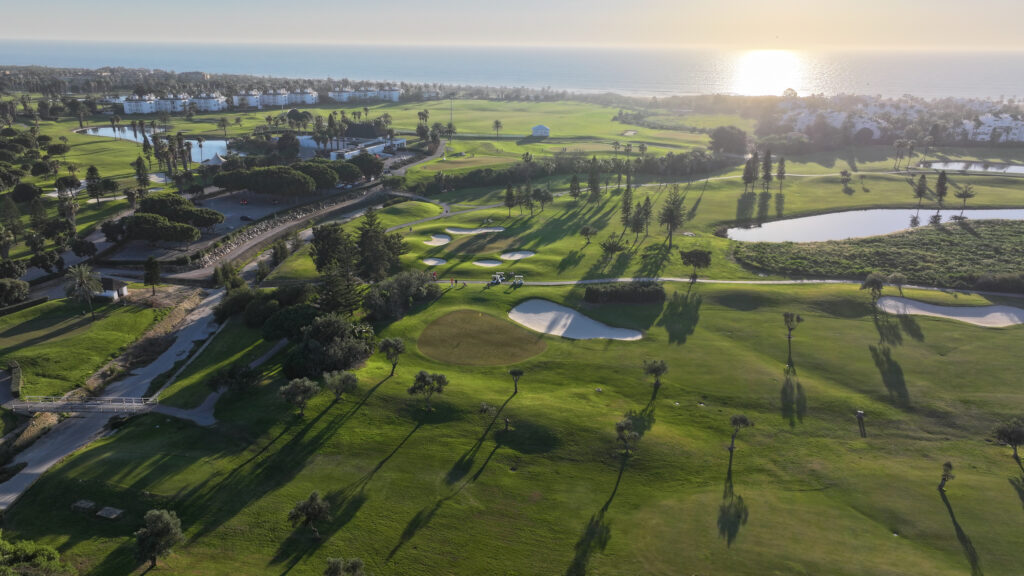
[213,287,257,323]
[123,213,201,244]
[0,278,29,307]
[583,282,667,304]
[263,303,319,342]
[243,297,280,328]
[283,314,376,378]
[9,360,22,398]
[138,193,224,229]
[11,182,41,203]
[292,162,339,190]
[362,270,440,320]
[0,296,47,317]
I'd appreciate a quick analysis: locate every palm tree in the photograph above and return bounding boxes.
[217,117,229,138]
[783,312,803,367]
[493,119,503,141]
[64,264,101,320]
[638,142,647,159]
[642,360,667,389]
[612,141,621,157]
[196,136,205,163]
[955,184,976,218]
[893,139,906,170]
[508,368,524,395]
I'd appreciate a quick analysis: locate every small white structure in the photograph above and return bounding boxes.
[97,278,129,301]
[203,153,227,166]
[328,137,407,161]
[532,125,550,137]
[123,94,157,114]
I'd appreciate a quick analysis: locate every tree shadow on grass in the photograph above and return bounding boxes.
[780,365,807,427]
[939,490,983,576]
[897,314,924,342]
[656,291,702,344]
[565,455,627,576]
[446,393,515,486]
[558,249,586,273]
[637,242,672,278]
[717,447,749,547]
[874,313,903,346]
[1010,474,1024,513]
[869,344,910,407]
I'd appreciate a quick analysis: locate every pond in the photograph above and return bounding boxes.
[79,126,231,165]
[926,161,1024,175]
[727,208,1024,242]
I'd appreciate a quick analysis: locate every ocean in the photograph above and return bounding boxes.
[2,40,1024,100]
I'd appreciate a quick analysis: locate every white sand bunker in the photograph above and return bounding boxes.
[423,234,451,246]
[500,251,536,260]
[878,296,1024,328]
[446,226,505,235]
[473,260,502,267]
[422,258,447,266]
[509,299,642,341]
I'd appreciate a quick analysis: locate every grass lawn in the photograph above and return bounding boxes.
[418,309,547,366]
[0,299,166,397]
[157,319,272,409]
[4,283,1024,575]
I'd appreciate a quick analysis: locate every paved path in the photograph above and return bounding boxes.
[153,338,288,427]
[0,290,224,510]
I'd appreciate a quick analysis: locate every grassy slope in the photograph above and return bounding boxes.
[0,299,163,396]
[5,283,1024,575]
[157,319,271,409]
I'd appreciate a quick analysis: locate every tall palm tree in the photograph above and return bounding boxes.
[638,142,647,159]
[64,264,101,320]
[196,137,205,163]
[493,119,503,141]
[612,141,621,157]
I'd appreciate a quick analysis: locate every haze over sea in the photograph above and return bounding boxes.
[2,40,1024,100]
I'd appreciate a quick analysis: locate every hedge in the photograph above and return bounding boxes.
[9,360,22,398]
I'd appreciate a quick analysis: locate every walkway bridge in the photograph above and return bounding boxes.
[10,396,158,414]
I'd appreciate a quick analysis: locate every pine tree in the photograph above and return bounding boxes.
[320,263,362,316]
[761,149,773,192]
[569,174,581,200]
[620,181,633,230]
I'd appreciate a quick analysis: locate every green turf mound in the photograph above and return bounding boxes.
[418,310,547,366]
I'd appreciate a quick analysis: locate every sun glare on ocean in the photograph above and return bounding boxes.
[731,50,805,96]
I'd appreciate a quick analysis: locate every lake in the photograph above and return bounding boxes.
[727,208,1024,243]
[926,161,1024,175]
[80,126,230,164]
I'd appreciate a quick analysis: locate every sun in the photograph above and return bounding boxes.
[731,50,806,96]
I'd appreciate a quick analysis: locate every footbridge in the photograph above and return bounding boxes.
[10,396,158,414]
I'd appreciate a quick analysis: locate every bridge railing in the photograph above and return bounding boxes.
[13,396,159,413]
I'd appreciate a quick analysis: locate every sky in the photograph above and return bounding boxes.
[3,0,1024,50]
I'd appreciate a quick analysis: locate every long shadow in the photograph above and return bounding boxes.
[558,249,585,273]
[939,490,983,576]
[873,313,903,346]
[657,291,702,344]
[637,242,671,278]
[897,314,924,342]
[869,344,910,406]
[565,455,627,576]
[717,445,748,547]
[1010,474,1024,512]
[780,365,807,427]
[446,393,515,486]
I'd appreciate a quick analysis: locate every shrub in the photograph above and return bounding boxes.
[213,287,257,323]
[9,360,22,397]
[0,278,29,307]
[362,270,440,320]
[263,303,319,342]
[243,297,280,328]
[584,282,666,304]
[11,182,42,203]
[123,214,200,244]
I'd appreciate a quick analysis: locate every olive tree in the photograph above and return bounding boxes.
[728,415,753,453]
[509,368,524,395]
[378,337,406,376]
[134,509,184,568]
[289,491,330,539]
[994,416,1024,463]
[408,371,448,411]
[324,370,358,402]
[280,377,320,417]
[642,360,667,389]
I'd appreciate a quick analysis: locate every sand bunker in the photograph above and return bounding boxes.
[423,234,451,246]
[508,299,642,340]
[446,227,505,235]
[473,260,502,267]
[500,251,536,260]
[422,258,447,266]
[878,296,1024,328]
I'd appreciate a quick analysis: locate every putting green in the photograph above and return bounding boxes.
[418,309,547,366]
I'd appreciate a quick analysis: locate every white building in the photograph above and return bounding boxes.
[328,86,402,103]
[192,92,228,112]
[531,125,550,137]
[123,93,157,114]
[261,89,290,108]
[329,137,407,160]
[233,90,263,109]
[289,88,318,105]
[156,93,191,113]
